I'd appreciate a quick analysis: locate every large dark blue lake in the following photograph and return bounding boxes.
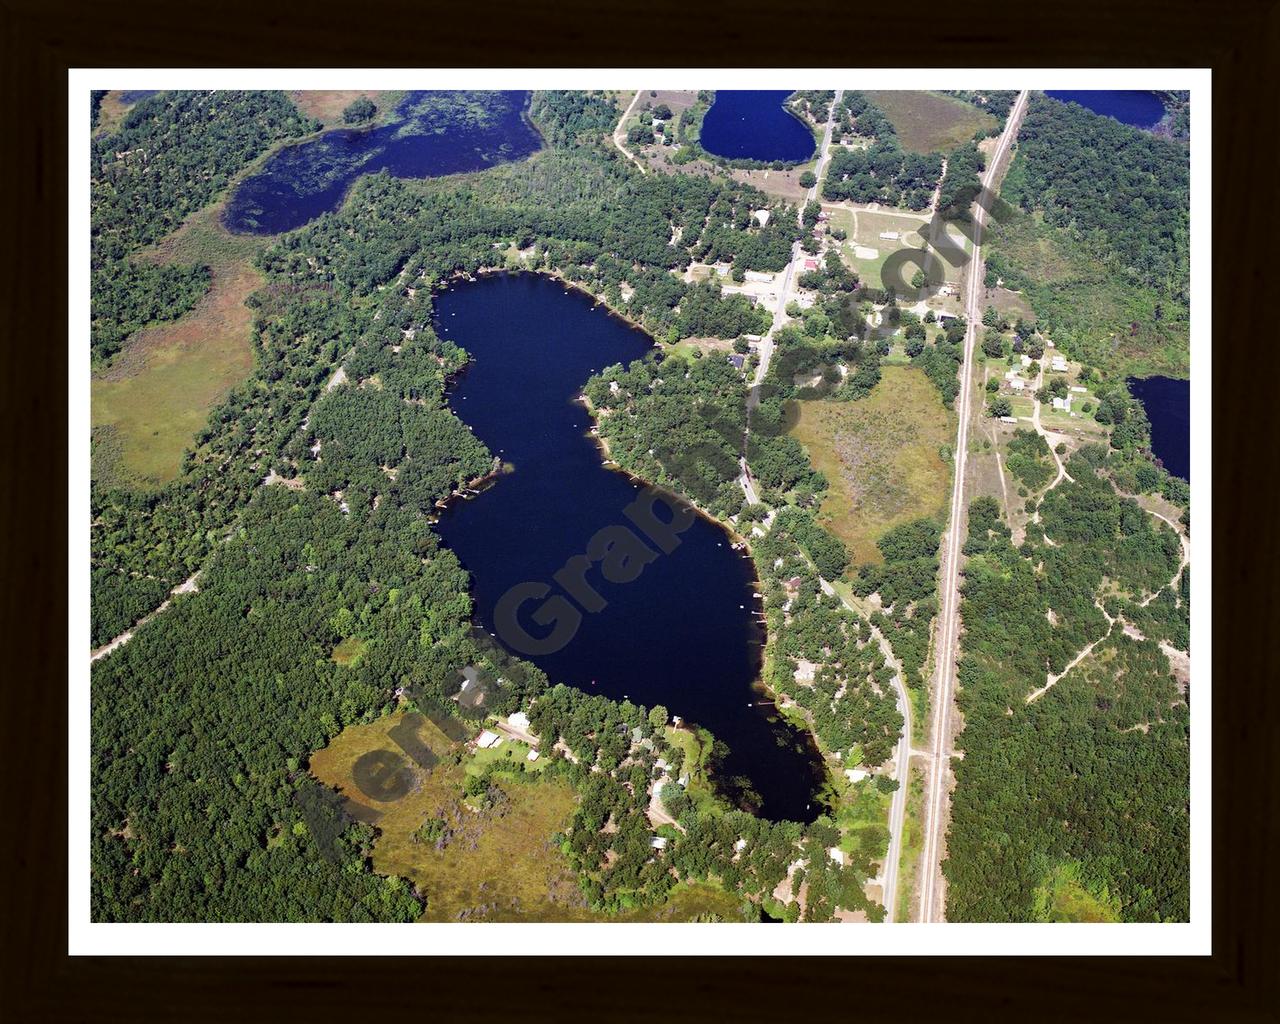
[434,273,824,821]
[224,91,541,235]
[700,90,816,164]
[1127,375,1190,480]
[1046,90,1166,128]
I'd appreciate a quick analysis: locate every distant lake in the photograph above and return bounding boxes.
[700,90,816,163]
[434,273,826,822]
[1046,90,1166,128]
[1128,375,1190,480]
[223,91,541,235]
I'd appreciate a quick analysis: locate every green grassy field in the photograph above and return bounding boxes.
[1032,861,1122,923]
[863,91,998,154]
[89,151,280,489]
[987,203,1190,378]
[895,760,925,922]
[788,366,955,566]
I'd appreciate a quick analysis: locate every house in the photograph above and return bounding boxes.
[1009,378,1025,391]
[817,211,830,222]
[752,209,770,228]
[803,258,819,271]
[1000,415,1018,424]
[507,711,530,732]
[728,354,745,370]
[1020,354,1032,367]
[828,847,845,866]
[526,749,539,762]
[844,768,869,783]
[476,730,501,749]
[1051,356,1068,372]
[1070,385,1088,393]
[650,836,668,850]
[1052,396,1071,412]
[744,270,774,284]
[879,230,900,241]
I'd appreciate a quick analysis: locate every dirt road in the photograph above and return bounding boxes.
[612,90,647,174]
[916,90,1029,924]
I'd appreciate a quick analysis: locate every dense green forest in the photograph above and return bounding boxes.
[1002,94,1189,299]
[986,93,1190,375]
[90,91,317,361]
[90,104,799,647]
[91,90,893,922]
[945,447,1189,922]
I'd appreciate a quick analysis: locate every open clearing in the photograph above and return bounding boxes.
[91,197,269,488]
[288,90,401,127]
[863,91,997,154]
[788,365,955,567]
[310,710,746,922]
[825,207,930,290]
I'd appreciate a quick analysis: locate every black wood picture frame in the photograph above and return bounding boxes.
[3,0,1274,1018]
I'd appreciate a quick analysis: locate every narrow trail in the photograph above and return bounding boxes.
[89,571,202,663]
[1026,502,1189,704]
[612,90,647,175]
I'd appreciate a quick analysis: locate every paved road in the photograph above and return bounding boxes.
[916,89,1029,924]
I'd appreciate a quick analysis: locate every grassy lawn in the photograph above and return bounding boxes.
[826,207,933,290]
[663,724,723,815]
[788,366,955,566]
[862,91,998,155]
[894,759,925,921]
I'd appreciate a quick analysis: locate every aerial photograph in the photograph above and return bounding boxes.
[86,83,1194,930]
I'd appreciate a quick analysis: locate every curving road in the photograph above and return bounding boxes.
[916,89,1029,924]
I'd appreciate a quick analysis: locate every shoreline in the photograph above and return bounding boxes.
[431,271,833,817]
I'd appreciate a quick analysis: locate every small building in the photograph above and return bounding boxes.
[1051,356,1068,372]
[526,749,539,762]
[803,258,819,271]
[1020,354,1032,366]
[507,711,530,732]
[844,768,869,783]
[879,230,900,241]
[1009,378,1025,391]
[728,354,745,370]
[677,775,690,787]
[476,730,501,749]
[1070,385,1088,393]
[752,209,771,228]
[828,847,845,866]
[734,838,749,853]
[650,836,668,850]
[1000,415,1018,424]
[1051,396,1071,412]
